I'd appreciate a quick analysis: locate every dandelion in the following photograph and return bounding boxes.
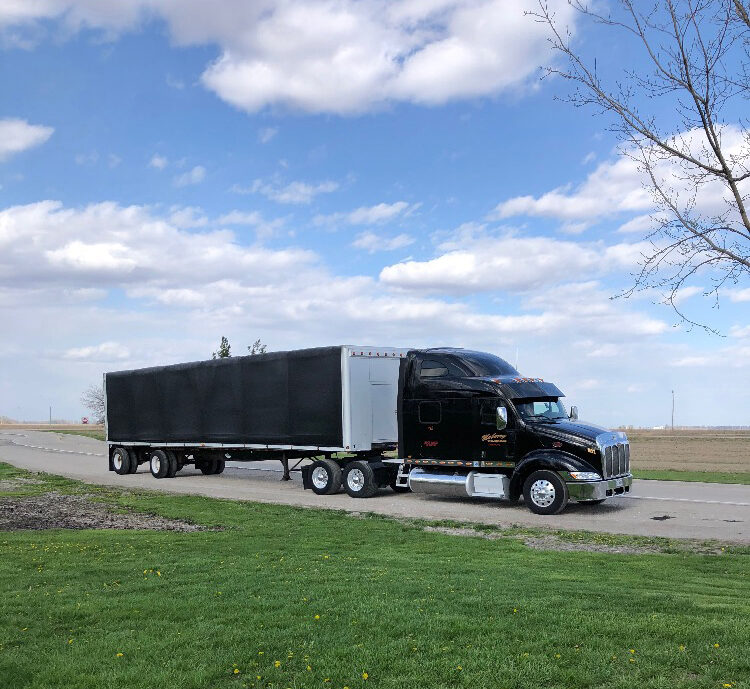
[68,639,73,645]
[714,643,720,648]
[362,672,369,680]
[629,658,635,663]
[156,571,161,577]
[259,651,264,655]
[723,684,733,688]
[274,661,281,668]
[513,608,517,613]
[314,615,320,620]
[556,654,562,659]
[679,645,685,652]
[116,653,123,658]
[629,649,635,654]
[456,665,463,671]
[234,669,240,674]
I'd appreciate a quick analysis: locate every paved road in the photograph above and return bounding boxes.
[1,430,749,543]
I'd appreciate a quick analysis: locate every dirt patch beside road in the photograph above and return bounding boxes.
[0,491,205,532]
[625,429,750,473]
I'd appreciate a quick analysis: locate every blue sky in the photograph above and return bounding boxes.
[0,1,748,426]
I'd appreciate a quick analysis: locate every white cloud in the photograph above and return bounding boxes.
[238,177,339,204]
[62,341,130,362]
[0,118,53,161]
[352,231,414,253]
[0,0,577,114]
[315,201,417,227]
[74,151,99,166]
[258,127,278,143]
[149,154,168,169]
[379,229,648,294]
[174,165,206,187]
[492,126,750,232]
[728,288,750,302]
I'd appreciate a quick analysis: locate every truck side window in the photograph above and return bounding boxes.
[418,401,441,424]
[419,360,448,378]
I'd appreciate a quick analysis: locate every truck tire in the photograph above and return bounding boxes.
[150,450,170,479]
[198,458,215,475]
[523,470,568,515]
[343,460,378,498]
[213,459,225,475]
[309,458,342,495]
[112,447,131,475]
[127,450,139,474]
[165,450,178,478]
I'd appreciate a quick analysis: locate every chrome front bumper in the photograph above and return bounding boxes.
[566,474,633,502]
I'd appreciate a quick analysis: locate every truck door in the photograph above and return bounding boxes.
[473,397,509,463]
[402,357,472,460]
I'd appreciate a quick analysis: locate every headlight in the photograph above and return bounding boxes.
[569,471,600,481]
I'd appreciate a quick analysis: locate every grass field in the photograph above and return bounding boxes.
[632,469,750,484]
[38,428,106,441]
[1,462,748,689]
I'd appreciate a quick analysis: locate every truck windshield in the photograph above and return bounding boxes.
[515,399,568,422]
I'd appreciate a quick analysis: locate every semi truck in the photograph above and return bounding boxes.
[104,345,632,515]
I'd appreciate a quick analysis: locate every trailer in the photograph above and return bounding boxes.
[105,345,633,514]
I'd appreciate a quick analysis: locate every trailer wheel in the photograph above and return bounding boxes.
[523,470,568,515]
[112,447,131,475]
[127,449,139,474]
[197,458,215,475]
[343,460,378,498]
[213,459,225,475]
[165,450,178,478]
[309,458,342,495]
[150,450,170,479]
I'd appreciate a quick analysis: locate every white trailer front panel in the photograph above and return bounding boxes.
[341,346,411,451]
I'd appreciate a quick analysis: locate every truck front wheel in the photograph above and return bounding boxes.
[310,458,342,495]
[343,461,378,498]
[523,470,568,515]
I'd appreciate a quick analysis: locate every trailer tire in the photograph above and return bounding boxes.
[112,447,131,475]
[343,460,378,498]
[150,450,170,479]
[198,458,215,475]
[523,470,568,515]
[309,458,342,495]
[165,450,178,478]
[126,450,139,474]
[213,459,225,475]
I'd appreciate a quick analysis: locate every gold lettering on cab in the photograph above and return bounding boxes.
[481,433,507,444]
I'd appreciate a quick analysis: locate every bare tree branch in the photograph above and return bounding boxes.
[532,0,750,330]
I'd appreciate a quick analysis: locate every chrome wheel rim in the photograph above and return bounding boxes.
[113,453,122,471]
[150,456,161,474]
[312,466,329,489]
[530,479,556,507]
[348,468,365,492]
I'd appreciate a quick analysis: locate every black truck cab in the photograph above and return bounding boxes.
[395,348,632,514]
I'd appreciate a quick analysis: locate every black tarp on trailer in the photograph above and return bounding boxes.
[105,347,343,446]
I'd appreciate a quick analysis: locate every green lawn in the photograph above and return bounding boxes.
[633,469,750,485]
[0,463,748,689]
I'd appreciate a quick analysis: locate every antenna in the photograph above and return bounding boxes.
[514,346,519,371]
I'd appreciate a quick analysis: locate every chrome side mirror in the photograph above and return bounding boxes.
[569,405,578,421]
[496,406,508,431]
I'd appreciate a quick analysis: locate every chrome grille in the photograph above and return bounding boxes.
[600,439,630,478]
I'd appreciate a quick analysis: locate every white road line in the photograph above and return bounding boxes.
[625,495,750,507]
[10,441,105,458]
